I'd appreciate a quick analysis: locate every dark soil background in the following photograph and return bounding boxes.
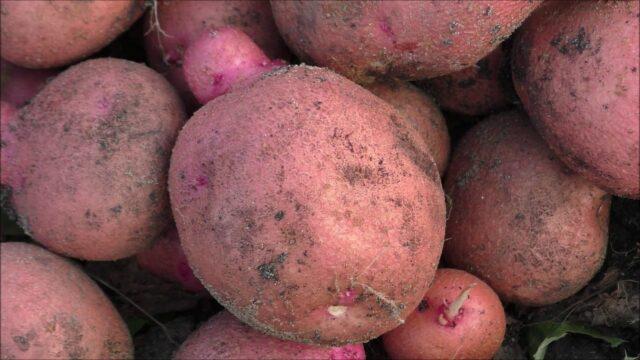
[2,12,639,360]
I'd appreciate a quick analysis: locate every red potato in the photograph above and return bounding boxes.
[419,43,515,116]
[0,0,144,69]
[144,0,290,106]
[383,268,506,360]
[0,101,18,190]
[271,1,541,83]
[175,311,365,360]
[512,1,640,199]
[365,80,450,176]
[0,58,185,260]
[1,242,133,359]
[169,65,446,345]
[0,59,57,107]
[183,28,286,105]
[136,225,205,293]
[443,111,610,306]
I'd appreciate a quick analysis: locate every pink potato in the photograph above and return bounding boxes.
[136,225,205,293]
[0,0,144,69]
[183,28,285,105]
[419,44,515,116]
[169,65,446,345]
[512,1,640,198]
[383,268,506,360]
[0,58,185,260]
[1,242,133,359]
[271,1,541,83]
[365,80,450,175]
[144,0,290,106]
[0,59,57,107]
[175,311,365,360]
[443,111,610,306]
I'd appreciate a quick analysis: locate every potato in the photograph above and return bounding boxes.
[419,44,515,116]
[383,268,506,360]
[136,225,205,293]
[443,111,610,306]
[365,80,450,176]
[0,0,144,69]
[183,28,285,104]
[512,1,639,199]
[0,101,18,190]
[144,0,289,106]
[270,1,541,83]
[175,311,365,360]
[0,59,57,107]
[169,65,445,345]
[0,242,133,359]
[0,58,185,260]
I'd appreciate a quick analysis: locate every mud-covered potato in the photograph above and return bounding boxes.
[271,1,541,82]
[175,311,365,360]
[512,1,640,198]
[365,80,450,176]
[169,65,446,345]
[0,0,144,68]
[0,58,185,260]
[443,111,610,306]
[0,242,133,359]
[144,0,289,106]
[420,44,515,116]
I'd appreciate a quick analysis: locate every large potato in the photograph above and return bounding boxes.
[0,0,144,69]
[365,80,450,176]
[175,311,365,360]
[271,1,540,83]
[144,0,289,106]
[0,58,185,260]
[512,1,640,198]
[443,111,610,306]
[169,65,446,345]
[1,242,132,359]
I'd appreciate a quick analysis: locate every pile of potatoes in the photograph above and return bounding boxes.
[0,1,637,359]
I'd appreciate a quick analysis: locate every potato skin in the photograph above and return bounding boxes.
[169,65,445,345]
[175,311,365,360]
[512,1,640,199]
[271,1,540,83]
[383,269,506,360]
[443,111,610,306]
[0,0,144,69]
[136,225,205,293]
[144,0,289,106]
[420,44,515,116]
[0,242,133,359]
[0,59,57,107]
[1,58,185,260]
[365,80,450,176]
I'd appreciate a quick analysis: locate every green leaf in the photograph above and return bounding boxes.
[526,321,626,360]
[126,317,150,336]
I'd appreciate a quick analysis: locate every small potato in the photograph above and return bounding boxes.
[0,1,144,68]
[419,44,515,116]
[365,80,450,175]
[136,225,205,293]
[271,1,541,82]
[512,1,639,198]
[443,111,610,306]
[383,268,506,360]
[144,0,289,106]
[175,311,365,360]
[0,242,133,359]
[169,65,445,345]
[0,58,185,260]
[0,59,57,107]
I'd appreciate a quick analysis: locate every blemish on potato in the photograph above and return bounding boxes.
[328,305,347,317]
[274,210,285,221]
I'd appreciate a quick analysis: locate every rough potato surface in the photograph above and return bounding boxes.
[169,65,445,345]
